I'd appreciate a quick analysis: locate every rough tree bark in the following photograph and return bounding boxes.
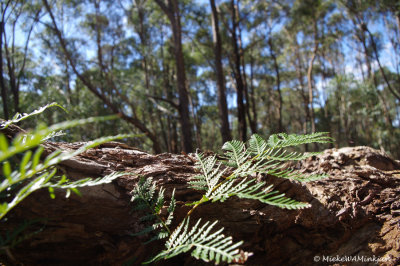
[1,124,399,265]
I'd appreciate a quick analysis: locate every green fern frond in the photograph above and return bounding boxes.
[260,149,321,161]
[222,140,249,168]
[267,132,332,148]
[0,114,123,162]
[248,134,269,155]
[189,153,227,194]
[1,106,137,220]
[165,189,176,226]
[222,140,273,178]
[0,133,132,193]
[134,132,331,264]
[0,158,127,219]
[42,130,66,141]
[249,133,328,160]
[131,177,176,241]
[0,168,58,219]
[147,218,243,265]
[0,102,66,130]
[43,172,126,198]
[208,178,310,209]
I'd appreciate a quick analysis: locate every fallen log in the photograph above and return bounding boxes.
[1,141,399,265]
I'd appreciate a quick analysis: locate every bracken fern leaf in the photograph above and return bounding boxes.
[146,218,242,265]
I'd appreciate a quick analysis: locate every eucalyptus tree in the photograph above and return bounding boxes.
[41,0,162,152]
[0,1,10,119]
[340,0,398,132]
[153,0,194,153]
[210,0,231,143]
[2,1,41,115]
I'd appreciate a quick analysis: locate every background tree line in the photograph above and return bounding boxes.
[1,0,399,157]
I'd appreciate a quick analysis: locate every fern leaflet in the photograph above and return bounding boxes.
[131,177,176,242]
[146,218,242,264]
[267,132,332,148]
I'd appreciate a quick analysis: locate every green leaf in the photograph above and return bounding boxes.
[147,218,243,265]
[0,102,66,130]
[189,153,227,194]
[0,114,125,162]
[248,134,269,155]
[48,187,55,199]
[20,150,33,177]
[0,134,8,152]
[3,161,11,179]
[222,140,248,168]
[267,132,332,148]
[32,146,44,169]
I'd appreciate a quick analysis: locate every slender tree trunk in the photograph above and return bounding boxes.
[321,54,334,148]
[210,0,231,143]
[4,20,19,114]
[249,55,257,132]
[0,25,9,119]
[136,2,164,146]
[230,0,246,141]
[293,39,310,151]
[189,94,202,149]
[234,3,255,134]
[0,5,9,119]
[268,39,283,133]
[340,92,350,145]
[396,14,400,41]
[154,0,193,153]
[306,21,319,134]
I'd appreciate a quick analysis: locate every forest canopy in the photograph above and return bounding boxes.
[1,0,399,157]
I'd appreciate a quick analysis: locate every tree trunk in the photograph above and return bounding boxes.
[268,38,283,133]
[249,54,258,133]
[210,0,231,143]
[234,2,255,134]
[292,37,310,150]
[0,16,9,120]
[4,28,19,114]
[154,0,193,153]
[230,0,247,141]
[396,14,400,42]
[306,21,319,135]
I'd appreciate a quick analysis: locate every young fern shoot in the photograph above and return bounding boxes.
[131,132,332,264]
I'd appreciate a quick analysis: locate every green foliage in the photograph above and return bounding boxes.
[0,104,135,220]
[132,132,332,264]
[146,218,243,265]
[131,177,175,243]
[0,103,66,130]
